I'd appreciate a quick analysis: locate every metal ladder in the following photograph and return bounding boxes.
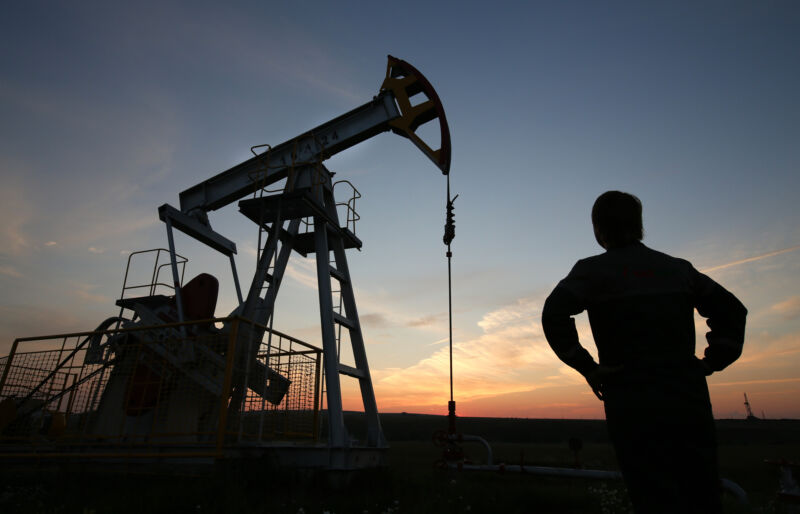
[326,181,361,406]
[234,165,384,448]
[312,182,383,448]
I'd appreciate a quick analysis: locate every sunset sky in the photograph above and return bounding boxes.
[1,1,798,419]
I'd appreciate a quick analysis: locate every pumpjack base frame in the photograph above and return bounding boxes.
[0,442,386,473]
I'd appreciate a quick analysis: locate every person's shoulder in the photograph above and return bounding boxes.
[572,251,607,270]
[639,244,697,272]
[640,244,686,262]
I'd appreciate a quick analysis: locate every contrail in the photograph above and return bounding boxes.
[701,245,800,273]
[710,377,800,387]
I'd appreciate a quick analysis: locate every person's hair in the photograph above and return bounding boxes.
[591,191,643,248]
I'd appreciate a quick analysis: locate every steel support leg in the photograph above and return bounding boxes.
[314,214,348,448]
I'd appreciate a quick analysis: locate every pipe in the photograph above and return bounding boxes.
[448,462,621,480]
[446,462,748,504]
[449,434,493,465]
[720,478,749,505]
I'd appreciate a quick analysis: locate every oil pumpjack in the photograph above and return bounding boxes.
[0,56,451,470]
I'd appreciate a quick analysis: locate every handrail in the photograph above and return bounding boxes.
[333,179,362,235]
[119,249,187,301]
[4,316,321,354]
[0,316,321,459]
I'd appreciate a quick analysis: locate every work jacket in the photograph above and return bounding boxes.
[541,242,746,380]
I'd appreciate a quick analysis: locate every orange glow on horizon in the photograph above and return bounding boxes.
[339,378,800,420]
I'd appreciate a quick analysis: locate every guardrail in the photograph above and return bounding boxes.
[0,316,321,460]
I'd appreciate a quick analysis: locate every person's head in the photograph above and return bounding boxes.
[591,191,643,249]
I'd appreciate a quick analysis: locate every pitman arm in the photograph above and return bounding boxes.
[178,55,451,215]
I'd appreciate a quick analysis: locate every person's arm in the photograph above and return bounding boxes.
[542,285,599,378]
[693,270,747,374]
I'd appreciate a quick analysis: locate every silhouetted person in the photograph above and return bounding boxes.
[542,191,746,513]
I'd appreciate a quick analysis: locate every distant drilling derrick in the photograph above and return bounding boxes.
[743,392,759,421]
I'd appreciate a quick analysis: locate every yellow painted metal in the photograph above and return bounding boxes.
[216,317,239,457]
[381,73,442,165]
[379,56,451,174]
[0,340,20,433]
[0,339,19,397]
[313,350,321,442]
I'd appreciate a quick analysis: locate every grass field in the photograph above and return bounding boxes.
[1,414,798,513]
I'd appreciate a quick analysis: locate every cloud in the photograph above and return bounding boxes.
[370,296,578,410]
[0,265,23,278]
[477,296,541,332]
[71,282,112,305]
[348,286,449,334]
[365,295,800,416]
[226,27,366,103]
[734,331,800,366]
[428,337,449,346]
[771,296,800,320]
[0,304,89,355]
[48,202,159,250]
[284,259,319,289]
[240,242,258,259]
[360,313,389,328]
[0,172,160,281]
[0,181,33,254]
[146,8,366,105]
[407,313,445,328]
[0,78,175,256]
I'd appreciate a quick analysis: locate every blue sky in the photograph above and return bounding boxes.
[1,1,799,418]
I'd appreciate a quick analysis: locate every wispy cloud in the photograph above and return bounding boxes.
[0,265,23,278]
[734,331,800,366]
[477,296,541,332]
[370,296,580,410]
[0,304,88,354]
[227,30,367,103]
[240,242,258,259]
[407,313,445,328]
[0,181,33,255]
[428,337,449,346]
[701,245,800,273]
[152,8,366,105]
[71,282,112,305]
[771,296,800,320]
[360,313,390,328]
[284,259,320,289]
[366,287,800,416]
[0,138,167,261]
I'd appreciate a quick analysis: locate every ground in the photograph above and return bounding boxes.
[1,415,798,513]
